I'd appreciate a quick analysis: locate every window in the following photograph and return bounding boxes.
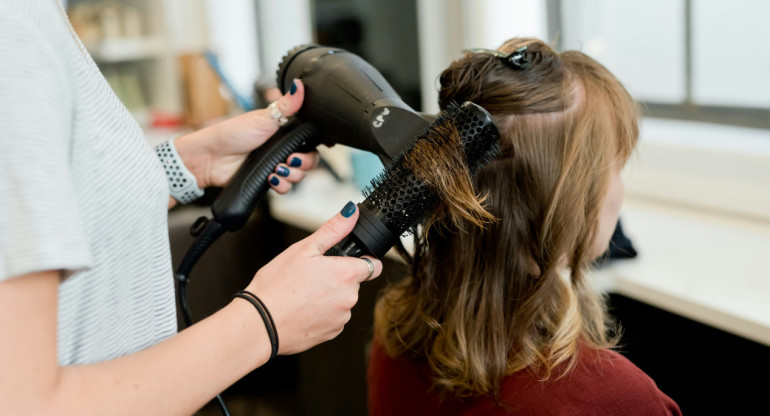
[558,0,770,129]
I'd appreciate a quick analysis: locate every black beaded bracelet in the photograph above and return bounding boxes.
[233,290,279,361]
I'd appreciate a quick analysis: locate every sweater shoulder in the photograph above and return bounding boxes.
[497,348,682,415]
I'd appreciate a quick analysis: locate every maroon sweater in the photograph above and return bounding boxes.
[368,338,681,416]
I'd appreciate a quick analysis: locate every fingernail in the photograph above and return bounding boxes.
[289,157,302,167]
[341,201,356,218]
[270,176,280,186]
[277,166,290,177]
[290,80,297,95]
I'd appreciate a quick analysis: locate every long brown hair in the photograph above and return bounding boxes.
[374,38,639,397]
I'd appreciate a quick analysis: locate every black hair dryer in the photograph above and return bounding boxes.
[210,44,431,232]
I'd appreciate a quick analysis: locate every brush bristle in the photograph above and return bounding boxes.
[362,101,500,236]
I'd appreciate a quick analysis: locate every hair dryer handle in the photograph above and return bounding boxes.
[211,121,321,231]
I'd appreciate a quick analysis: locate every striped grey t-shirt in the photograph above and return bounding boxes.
[0,0,177,365]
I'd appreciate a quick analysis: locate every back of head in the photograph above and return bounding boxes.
[374,38,639,397]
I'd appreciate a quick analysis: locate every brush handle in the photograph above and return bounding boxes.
[212,120,321,231]
[325,201,401,258]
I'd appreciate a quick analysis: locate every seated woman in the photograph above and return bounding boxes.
[367,38,681,415]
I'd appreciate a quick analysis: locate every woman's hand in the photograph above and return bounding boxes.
[173,79,318,193]
[241,202,383,355]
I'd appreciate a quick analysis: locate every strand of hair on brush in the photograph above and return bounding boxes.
[403,107,497,234]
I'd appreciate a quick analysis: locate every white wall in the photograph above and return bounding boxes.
[461,0,547,48]
[256,0,314,83]
[416,0,549,113]
[627,119,770,222]
[203,0,261,105]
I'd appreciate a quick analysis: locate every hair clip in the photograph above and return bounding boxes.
[462,46,533,70]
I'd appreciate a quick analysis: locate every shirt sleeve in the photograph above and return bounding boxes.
[0,14,93,281]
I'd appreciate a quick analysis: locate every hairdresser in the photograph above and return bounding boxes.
[0,1,382,414]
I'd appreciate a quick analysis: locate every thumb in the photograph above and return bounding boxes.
[273,78,304,118]
[307,201,359,254]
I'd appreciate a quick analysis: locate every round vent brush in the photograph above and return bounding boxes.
[326,101,501,258]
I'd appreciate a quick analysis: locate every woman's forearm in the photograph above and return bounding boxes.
[162,123,218,211]
[172,123,220,191]
[52,299,270,415]
[0,269,270,416]
[2,205,381,415]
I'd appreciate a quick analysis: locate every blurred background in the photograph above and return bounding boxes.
[61,0,769,415]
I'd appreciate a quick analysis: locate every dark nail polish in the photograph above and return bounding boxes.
[341,201,356,218]
[270,176,280,186]
[289,157,302,167]
[290,81,297,95]
[277,166,290,177]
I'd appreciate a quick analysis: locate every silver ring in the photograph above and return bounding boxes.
[362,257,375,281]
[268,101,289,127]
